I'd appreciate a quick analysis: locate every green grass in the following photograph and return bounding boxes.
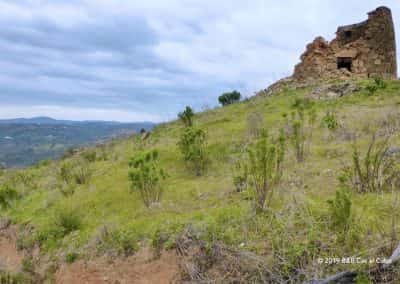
[1,79,400,278]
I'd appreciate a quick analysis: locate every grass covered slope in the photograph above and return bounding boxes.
[1,79,400,281]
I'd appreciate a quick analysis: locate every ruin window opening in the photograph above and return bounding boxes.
[344,30,352,39]
[337,57,352,72]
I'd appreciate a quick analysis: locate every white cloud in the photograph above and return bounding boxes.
[0,0,399,122]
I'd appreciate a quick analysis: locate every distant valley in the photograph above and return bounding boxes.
[0,117,155,167]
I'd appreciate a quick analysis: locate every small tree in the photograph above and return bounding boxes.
[232,159,249,192]
[246,129,285,213]
[321,109,338,131]
[218,90,241,106]
[341,131,400,193]
[178,106,195,127]
[177,127,207,176]
[128,150,167,207]
[287,108,316,162]
[327,186,352,234]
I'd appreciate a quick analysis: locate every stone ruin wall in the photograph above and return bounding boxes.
[293,6,397,81]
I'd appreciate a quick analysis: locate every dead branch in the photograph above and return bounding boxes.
[306,242,400,283]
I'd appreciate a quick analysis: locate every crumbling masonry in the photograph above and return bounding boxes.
[293,6,397,80]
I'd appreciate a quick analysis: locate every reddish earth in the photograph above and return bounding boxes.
[0,227,23,273]
[0,227,180,283]
[54,249,180,284]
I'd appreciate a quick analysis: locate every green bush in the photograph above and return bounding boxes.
[246,111,264,138]
[65,252,79,263]
[81,149,97,162]
[177,127,208,176]
[365,78,387,96]
[53,208,82,237]
[287,107,316,162]
[374,78,387,89]
[95,226,139,256]
[291,97,314,110]
[58,158,92,187]
[0,184,18,209]
[128,150,167,207]
[218,90,241,106]
[246,129,285,213]
[365,84,378,96]
[95,145,109,161]
[321,109,338,130]
[61,147,76,159]
[178,106,195,127]
[0,271,33,284]
[327,186,352,233]
[232,160,248,192]
[342,132,399,193]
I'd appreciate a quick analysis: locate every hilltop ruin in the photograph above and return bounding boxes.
[294,6,397,81]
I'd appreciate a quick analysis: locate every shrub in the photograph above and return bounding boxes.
[177,127,208,176]
[246,129,285,213]
[341,132,400,193]
[321,109,338,131]
[291,97,314,110]
[178,106,195,127]
[286,107,316,162]
[59,183,76,198]
[95,225,139,256]
[128,150,167,207]
[232,160,248,192]
[0,271,32,284]
[61,147,76,159]
[246,111,264,138]
[82,149,97,162]
[95,145,109,161]
[365,78,387,96]
[65,252,79,263]
[0,184,18,209]
[53,208,82,237]
[0,165,4,177]
[366,84,378,96]
[374,77,387,89]
[58,158,92,187]
[72,159,92,185]
[327,186,352,233]
[218,90,241,106]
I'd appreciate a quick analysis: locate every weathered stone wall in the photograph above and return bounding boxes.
[293,6,397,81]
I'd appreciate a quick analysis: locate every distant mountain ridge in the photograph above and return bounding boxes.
[0,116,155,127]
[0,117,156,167]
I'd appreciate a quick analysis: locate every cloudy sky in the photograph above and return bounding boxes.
[0,0,399,122]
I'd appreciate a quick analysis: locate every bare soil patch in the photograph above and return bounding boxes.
[0,226,23,273]
[55,249,180,284]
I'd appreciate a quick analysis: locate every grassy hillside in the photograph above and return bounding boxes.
[1,79,400,282]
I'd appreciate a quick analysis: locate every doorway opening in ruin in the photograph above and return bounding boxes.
[344,30,352,39]
[337,57,352,72]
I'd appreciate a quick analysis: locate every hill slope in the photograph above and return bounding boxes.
[1,79,400,283]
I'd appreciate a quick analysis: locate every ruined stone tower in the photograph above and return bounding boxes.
[293,6,397,81]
